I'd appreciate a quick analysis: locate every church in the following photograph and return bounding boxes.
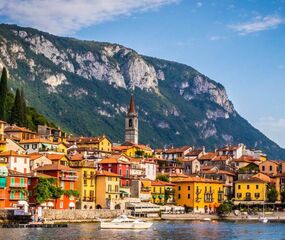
[124,95,139,144]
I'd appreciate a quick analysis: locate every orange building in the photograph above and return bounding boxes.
[36,164,78,209]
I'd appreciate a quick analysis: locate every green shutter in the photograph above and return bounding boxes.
[11,177,15,187]
[10,191,14,199]
[20,178,24,187]
[20,191,24,200]
[0,178,6,188]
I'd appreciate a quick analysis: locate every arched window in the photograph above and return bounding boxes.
[129,119,133,127]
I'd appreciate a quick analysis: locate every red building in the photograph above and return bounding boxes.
[99,154,131,187]
[35,164,78,209]
[0,167,28,208]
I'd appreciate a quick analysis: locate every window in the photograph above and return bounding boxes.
[126,169,129,178]
[20,178,25,187]
[188,186,190,191]
[126,180,129,186]
[70,182,74,190]
[60,201,64,209]
[10,191,15,199]
[247,185,250,190]
[20,191,24,200]
[24,168,27,173]
[10,177,15,187]
[24,158,27,164]
[237,193,242,199]
[108,177,112,181]
[188,194,190,199]
[60,181,64,189]
[32,144,37,150]
[256,185,259,189]
[108,184,112,192]
[255,193,260,199]
[129,119,133,128]
[28,179,31,186]
[115,185,119,192]
[119,169,122,176]
[14,157,17,163]
[262,166,265,171]
[178,194,181,199]
[270,166,273,171]
[178,186,181,191]
[238,185,241,190]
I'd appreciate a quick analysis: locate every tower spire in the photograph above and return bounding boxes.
[128,95,136,114]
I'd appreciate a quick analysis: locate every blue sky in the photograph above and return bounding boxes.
[0,0,285,147]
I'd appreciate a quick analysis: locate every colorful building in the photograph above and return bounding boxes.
[20,138,61,154]
[4,124,37,142]
[112,143,153,158]
[36,164,78,209]
[99,154,131,188]
[234,178,267,204]
[0,150,30,173]
[172,176,224,213]
[0,168,28,208]
[45,153,69,166]
[95,170,120,209]
[0,120,6,152]
[150,180,175,204]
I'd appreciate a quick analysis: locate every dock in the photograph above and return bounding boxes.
[2,223,68,228]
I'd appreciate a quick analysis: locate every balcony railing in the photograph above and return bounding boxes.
[60,175,78,181]
[82,197,95,202]
[10,183,27,188]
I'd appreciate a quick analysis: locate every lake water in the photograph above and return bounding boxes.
[1,221,285,240]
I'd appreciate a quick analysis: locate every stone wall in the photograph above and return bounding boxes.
[42,209,123,222]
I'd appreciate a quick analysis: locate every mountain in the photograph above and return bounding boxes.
[0,23,284,159]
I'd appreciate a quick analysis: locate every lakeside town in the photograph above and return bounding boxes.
[0,93,285,223]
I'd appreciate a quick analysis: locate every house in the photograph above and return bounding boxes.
[5,139,26,154]
[259,160,282,176]
[112,142,153,158]
[45,153,69,166]
[0,150,30,173]
[184,149,205,159]
[172,176,224,213]
[163,146,192,160]
[217,144,244,159]
[150,180,175,204]
[37,124,67,143]
[180,158,201,175]
[130,178,152,202]
[19,138,60,154]
[234,177,268,204]
[70,161,96,210]
[0,120,6,152]
[197,152,217,165]
[28,153,52,170]
[95,170,120,209]
[98,154,131,188]
[201,168,236,200]
[36,164,78,209]
[0,167,28,208]
[5,124,37,142]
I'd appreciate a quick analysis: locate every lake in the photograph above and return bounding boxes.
[1,221,285,240]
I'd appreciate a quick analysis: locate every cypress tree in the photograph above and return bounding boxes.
[0,67,8,121]
[20,88,28,127]
[9,89,22,126]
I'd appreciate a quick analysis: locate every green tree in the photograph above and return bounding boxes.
[217,202,233,216]
[267,186,278,203]
[20,88,28,127]
[0,67,8,120]
[280,191,285,203]
[156,174,169,182]
[34,178,63,204]
[9,89,22,126]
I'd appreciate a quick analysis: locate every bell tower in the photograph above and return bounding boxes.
[125,95,138,144]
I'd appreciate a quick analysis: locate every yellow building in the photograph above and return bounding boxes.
[172,176,224,213]
[234,178,267,203]
[55,142,68,154]
[113,143,153,158]
[95,170,120,209]
[0,120,6,152]
[150,180,175,204]
[4,124,37,141]
[70,160,96,209]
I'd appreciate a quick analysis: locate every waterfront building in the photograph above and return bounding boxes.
[150,180,175,204]
[112,143,153,158]
[95,170,120,209]
[0,150,30,173]
[99,154,131,188]
[172,176,224,213]
[125,95,138,144]
[36,164,78,209]
[70,161,96,209]
[0,167,28,208]
[0,120,6,152]
[234,178,267,204]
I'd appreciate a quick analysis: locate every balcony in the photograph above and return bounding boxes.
[141,187,151,192]
[10,183,27,188]
[82,197,95,202]
[60,175,78,181]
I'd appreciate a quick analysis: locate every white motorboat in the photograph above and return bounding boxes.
[202,218,211,221]
[260,217,268,223]
[100,215,153,229]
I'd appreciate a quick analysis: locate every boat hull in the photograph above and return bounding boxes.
[100,222,153,229]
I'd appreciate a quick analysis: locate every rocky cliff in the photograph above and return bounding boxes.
[0,24,284,159]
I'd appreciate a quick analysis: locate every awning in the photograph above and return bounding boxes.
[18,200,29,206]
[40,203,47,207]
[69,202,75,208]
[120,190,129,195]
[47,202,54,207]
